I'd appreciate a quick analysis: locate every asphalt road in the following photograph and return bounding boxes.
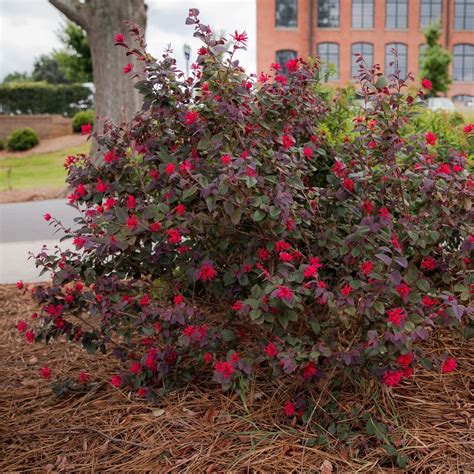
[0,199,79,243]
[0,199,79,283]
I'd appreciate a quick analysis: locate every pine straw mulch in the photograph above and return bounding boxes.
[0,284,472,473]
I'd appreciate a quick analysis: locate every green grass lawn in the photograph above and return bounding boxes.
[0,143,90,191]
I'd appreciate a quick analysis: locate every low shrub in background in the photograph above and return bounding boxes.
[7,127,39,151]
[0,139,5,150]
[18,12,473,464]
[72,110,95,133]
[0,81,93,117]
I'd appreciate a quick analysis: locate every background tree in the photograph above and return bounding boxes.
[54,21,93,83]
[49,0,147,125]
[2,72,31,84]
[419,21,451,97]
[32,55,69,84]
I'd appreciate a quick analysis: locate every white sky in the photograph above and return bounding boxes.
[0,0,257,81]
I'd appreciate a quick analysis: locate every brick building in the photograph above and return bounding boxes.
[256,0,474,102]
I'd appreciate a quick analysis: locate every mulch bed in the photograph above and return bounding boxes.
[0,284,472,472]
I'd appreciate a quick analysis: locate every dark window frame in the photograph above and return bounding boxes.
[386,0,408,29]
[454,0,474,30]
[351,42,374,77]
[275,0,298,28]
[317,0,340,28]
[453,43,474,81]
[317,42,340,80]
[352,0,374,29]
[385,42,408,79]
[420,0,442,28]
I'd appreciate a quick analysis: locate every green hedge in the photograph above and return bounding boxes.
[0,81,93,117]
[7,128,39,151]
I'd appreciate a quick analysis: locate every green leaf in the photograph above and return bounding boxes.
[310,320,321,335]
[230,207,242,225]
[374,301,385,315]
[249,309,262,321]
[382,444,398,457]
[221,329,235,341]
[252,209,266,222]
[182,185,198,202]
[416,279,430,292]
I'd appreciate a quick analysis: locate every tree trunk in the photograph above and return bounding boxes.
[49,0,147,126]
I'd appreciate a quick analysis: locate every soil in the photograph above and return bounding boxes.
[0,134,88,159]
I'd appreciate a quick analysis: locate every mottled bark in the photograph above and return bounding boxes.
[49,0,147,126]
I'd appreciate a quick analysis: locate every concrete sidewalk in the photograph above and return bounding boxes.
[0,199,79,283]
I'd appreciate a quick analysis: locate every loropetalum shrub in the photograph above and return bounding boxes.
[19,12,473,408]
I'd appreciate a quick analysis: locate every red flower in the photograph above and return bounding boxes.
[284,400,295,416]
[463,123,474,134]
[154,322,162,333]
[441,358,457,373]
[40,366,52,380]
[303,146,312,158]
[340,284,352,297]
[230,352,239,364]
[150,222,161,232]
[425,132,437,146]
[264,342,278,357]
[130,361,142,374]
[139,294,150,306]
[421,77,432,90]
[275,240,291,252]
[395,282,411,300]
[275,74,287,85]
[231,30,248,44]
[174,294,184,305]
[271,62,282,71]
[43,213,52,221]
[368,140,377,149]
[232,301,244,311]
[214,360,235,379]
[286,58,299,72]
[149,169,159,180]
[277,286,294,301]
[387,307,406,326]
[73,236,86,249]
[175,203,186,216]
[281,134,295,149]
[81,123,92,135]
[25,331,35,343]
[96,179,108,193]
[279,252,293,263]
[422,294,437,307]
[343,178,355,192]
[104,149,119,164]
[114,33,124,43]
[379,207,391,219]
[198,262,217,281]
[203,352,213,364]
[123,63,133,74]
[258,247,270,261]
[397,352,414,368]
[303,264,319,279]
[126,215,139,230]
[167,229,182,244]
[165,163,175,176]
[221,154,231,165]
[383,369,403,387]
[303,361,317,380]
[245,166,256,177]
[110,374,122,387]
[17,320,27,332]
[421,256,436,271]
[183,110,199,125]
[78,372,90,384]
[360,261,374,276]
[16,280,24,290]
[363,200,374,214]
[126,195,136,209]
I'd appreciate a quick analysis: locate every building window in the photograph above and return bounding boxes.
[351,43,374,77]
[275,0,298,28]
[452,94,474,104]
[453,44,474,81]
[318,0,340,27]
[454,0,474,30]
[420,0,442,28]
[385,43,408,78]
[386,0,408,29]
[419,44,428,71]
[276,49,297,73]
[352,0,374,28]
[317,42,339,80]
